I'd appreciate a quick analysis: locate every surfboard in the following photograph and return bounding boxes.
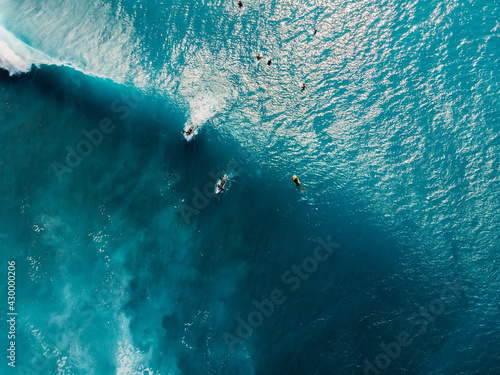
[182,124,198,141]
[215,175,229,194]
[215,179,223,194]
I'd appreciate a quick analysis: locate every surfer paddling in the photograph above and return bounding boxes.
[217,175,229,192]
[292,175,306,191]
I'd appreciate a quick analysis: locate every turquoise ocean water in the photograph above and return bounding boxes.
[0,0,499,374]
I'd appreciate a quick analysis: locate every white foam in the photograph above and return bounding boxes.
[181,95,225,141]
[188,95,223,127]
[179,94,223,140]
[0,0,144,84]
[177,45,238,137]
[0,25,49,75]
[182,96,223,140]
[115,313,151,375]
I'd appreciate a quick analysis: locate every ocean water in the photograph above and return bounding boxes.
[0,0,499,374]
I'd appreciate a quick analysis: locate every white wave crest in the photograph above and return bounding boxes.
[0,25,50,75]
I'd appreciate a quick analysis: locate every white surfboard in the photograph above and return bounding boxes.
[214,175,229,194]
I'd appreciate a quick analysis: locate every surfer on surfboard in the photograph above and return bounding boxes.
[181,125,195,137]
[215,174,229,194]
[182,124,199,141]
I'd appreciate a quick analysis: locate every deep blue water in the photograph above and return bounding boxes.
[0,0,499,374]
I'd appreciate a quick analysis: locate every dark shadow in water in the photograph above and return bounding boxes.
[0,65,466,375]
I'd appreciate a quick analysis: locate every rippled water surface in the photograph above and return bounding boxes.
[0,0,499,374]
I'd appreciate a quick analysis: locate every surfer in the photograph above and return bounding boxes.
[218,175,229,192]
[267,59,272,66]
[256,53,264,60]
[238,1,243,7]
[314,27,317,35]
[292,175,306,191]
[301,83,306,90]
[181,125,195,136]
